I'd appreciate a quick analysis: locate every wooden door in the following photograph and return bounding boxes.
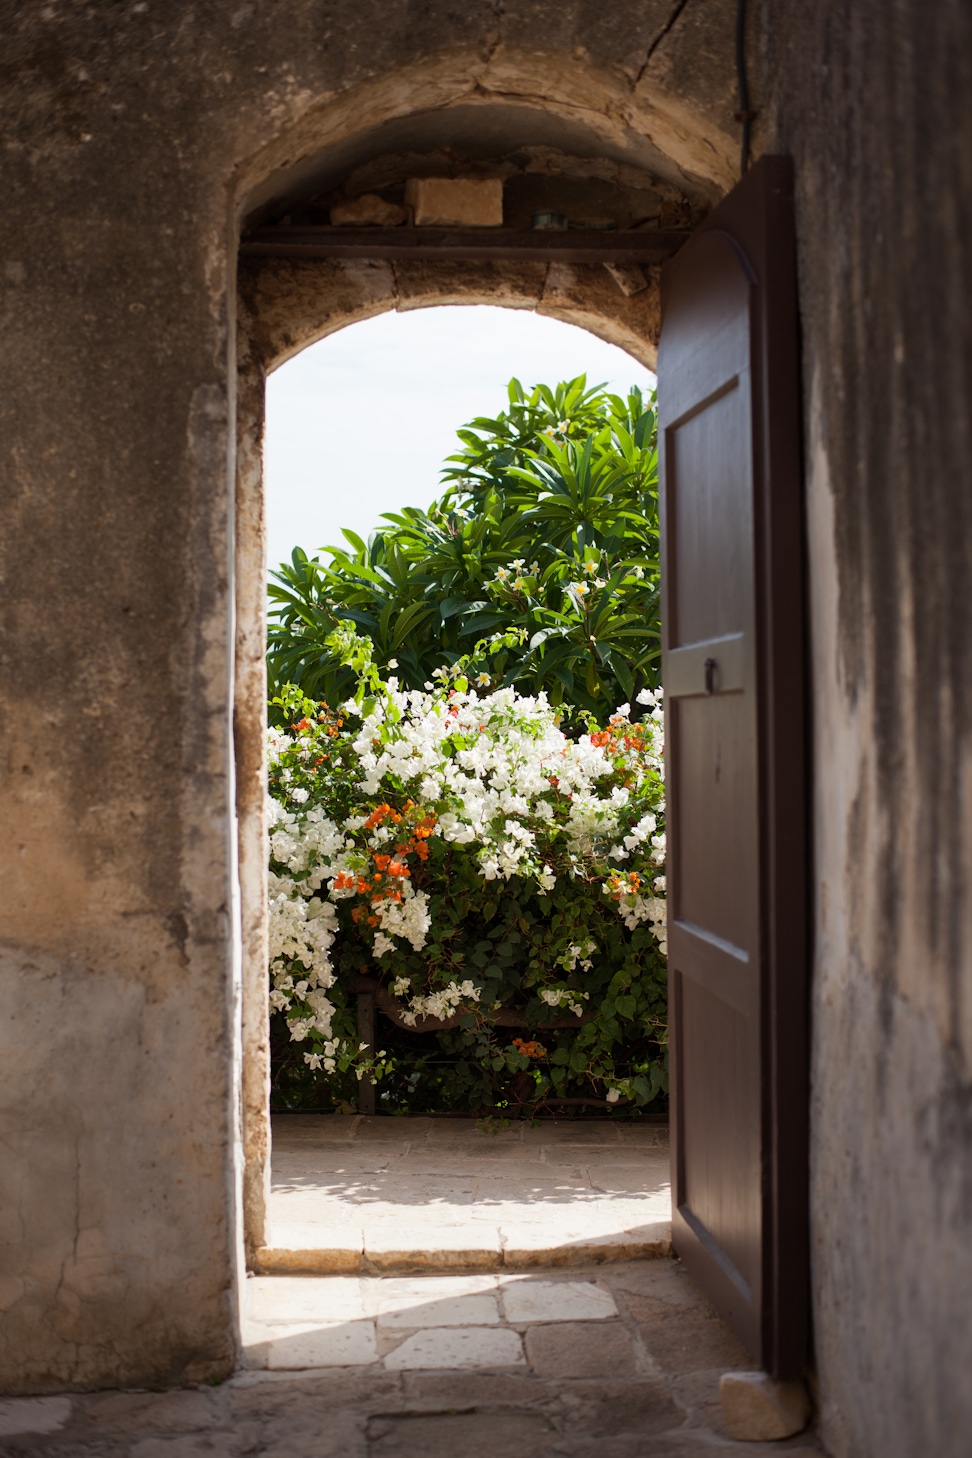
[658,157,809,1378]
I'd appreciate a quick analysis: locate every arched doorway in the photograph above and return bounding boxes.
[234,99,808,1384]
[235,242,667,1260]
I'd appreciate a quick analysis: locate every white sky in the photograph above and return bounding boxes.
[265,305,656,572]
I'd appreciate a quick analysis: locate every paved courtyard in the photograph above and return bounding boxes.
[259,1114,672,1272]
[0,1262,825,1456]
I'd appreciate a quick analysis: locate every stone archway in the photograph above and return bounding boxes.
[234,244,669,1262]
[229,41,743,1262]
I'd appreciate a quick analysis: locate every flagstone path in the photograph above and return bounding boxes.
[0,1262,826,1456]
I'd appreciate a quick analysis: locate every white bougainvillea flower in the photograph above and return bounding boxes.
[266,664,666,1088]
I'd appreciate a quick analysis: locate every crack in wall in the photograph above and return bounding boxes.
[635,0,694,88]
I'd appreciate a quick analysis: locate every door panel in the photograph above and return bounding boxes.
[668,379,753,647]
[679,978,761,1294]
[659,157,808,1378]
[673,691,758,954]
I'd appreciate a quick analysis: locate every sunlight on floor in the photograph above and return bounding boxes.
[260,1116,671,1272]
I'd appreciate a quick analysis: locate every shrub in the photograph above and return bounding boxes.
[267,629,667,1115]
[267,378,660,728]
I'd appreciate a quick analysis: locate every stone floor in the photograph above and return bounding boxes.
[0,1262,826,1456]
[0,1121,826,1455]
[259,1114,672,1272]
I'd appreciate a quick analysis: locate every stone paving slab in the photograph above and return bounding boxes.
[0,1263,827,1456]
[260,1115,672,1273]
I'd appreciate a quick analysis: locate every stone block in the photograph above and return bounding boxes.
[245,1319,378,1370]
[405,177,503,228]
[254,1235,364,1275]
[366,1273,499,1310]
[246,1275,367,1325]
[364,1224,502,1270]
[626,1304,751,1374]
[384,1326,524,1370]
[330,194,407,227]
[378,1291,500,1328]
[499,1278,618,1324]
[501,1226,670,1267]
[719,1371,812,1440]
[227,1367,401,1415]
[524,1321,637,1378]
[603,262,650,297]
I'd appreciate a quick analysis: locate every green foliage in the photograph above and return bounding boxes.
[267,631,668,1118]
[267,377,660,728]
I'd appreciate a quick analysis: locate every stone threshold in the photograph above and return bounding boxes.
[252,1231,671,1276]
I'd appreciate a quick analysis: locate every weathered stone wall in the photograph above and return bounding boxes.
[759,5,972,1455]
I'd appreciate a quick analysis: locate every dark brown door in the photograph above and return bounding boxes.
[658,157,808,1378]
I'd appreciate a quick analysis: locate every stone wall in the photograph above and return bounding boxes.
[759,5,972,1455]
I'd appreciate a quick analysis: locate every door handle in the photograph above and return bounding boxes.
[664,635,745,698]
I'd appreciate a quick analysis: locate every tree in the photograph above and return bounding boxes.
[267,377,660,727]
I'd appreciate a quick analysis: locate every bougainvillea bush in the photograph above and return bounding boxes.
[268,629,668,1115]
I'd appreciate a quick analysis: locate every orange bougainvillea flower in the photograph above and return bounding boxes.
[607,868,642,900]
[387,861,410,879]
[512,1038,547,1060]
[333,872,354,891]
[364,803,403,829]
[372,853,390,871]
